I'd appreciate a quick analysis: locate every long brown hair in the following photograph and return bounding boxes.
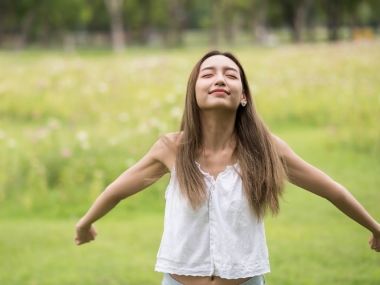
[175,50,287,219]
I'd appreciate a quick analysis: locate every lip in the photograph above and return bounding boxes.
[209,88,230,95]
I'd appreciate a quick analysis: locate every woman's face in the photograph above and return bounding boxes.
[195,55,245,111]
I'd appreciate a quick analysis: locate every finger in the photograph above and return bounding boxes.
[375,240,380,251]
[75,237,88,245]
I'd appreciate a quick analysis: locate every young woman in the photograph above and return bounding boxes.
[75,50,380,285]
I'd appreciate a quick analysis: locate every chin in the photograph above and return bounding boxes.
[200,103,236,111]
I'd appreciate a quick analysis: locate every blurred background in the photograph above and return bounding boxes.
[0,1,379,285]
[1,0,380,49]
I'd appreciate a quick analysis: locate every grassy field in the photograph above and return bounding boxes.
[0,41,380,284]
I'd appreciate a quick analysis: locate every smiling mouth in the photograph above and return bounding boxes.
[209,89,230,95]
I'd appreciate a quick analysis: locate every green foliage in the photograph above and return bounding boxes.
[0,42,379,219]
[0,43,379,285]
[1,0,380,48]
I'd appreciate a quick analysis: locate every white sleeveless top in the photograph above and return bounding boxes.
[154,162,270,279]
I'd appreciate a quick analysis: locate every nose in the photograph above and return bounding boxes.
[214,72,226,86]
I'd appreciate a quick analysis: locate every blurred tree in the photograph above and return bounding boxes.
[0,0,91,48]
[105,0,125,51]
[0,0,379,48]
[209,0,223,47]
[222,0,249,45]
[0,0,36,48]
[165,0,186,46]
[304,0,319,42]
[249,0,269,44]
[367,0,380,29]
[280,0,314,42]
[123,0,150,44]
[122,0,186,47]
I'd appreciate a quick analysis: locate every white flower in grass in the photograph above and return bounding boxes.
[108,138,119,146]
[98,82,108,94]
[76,130,88,142]
[76,130,91,150]
[174,83,184,93]
[47,117,61,130]
[170,106,182,119]
[50,59,66,74]
[148,117,168,132]
[7,138,17,148]
[165,94,177,104]
[117,112,129,122]
[34,127,50,141]
[150,100,162,110]
[137,122,149,134]
[0,129,6,140]
[250,82,258,95]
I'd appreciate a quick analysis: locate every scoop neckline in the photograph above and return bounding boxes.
[194,161,239,181]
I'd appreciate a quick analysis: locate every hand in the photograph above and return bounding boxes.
[369,226,380,252]
[75,222,97,246]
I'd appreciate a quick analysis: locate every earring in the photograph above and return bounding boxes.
[241,100,247,107]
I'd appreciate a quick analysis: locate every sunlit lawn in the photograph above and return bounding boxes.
[1,41,380,284]
[1,127,379,285]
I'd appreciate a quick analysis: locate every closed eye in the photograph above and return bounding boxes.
[226,74,237,79]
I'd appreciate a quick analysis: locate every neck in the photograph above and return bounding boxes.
[199,109,236,153]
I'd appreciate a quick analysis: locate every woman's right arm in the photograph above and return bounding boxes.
[74,137,171,245]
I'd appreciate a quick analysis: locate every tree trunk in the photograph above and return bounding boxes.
[305,0,317,42]
[281,1,298,42]
[16,10,35,49]
[223,2,236,45]
[209,0,222,47]
[104,0,125,52]
[251,0,268,44]
[167,0,185,47]
[282,0,312,43]
[137,1,152,45]
[293,0,313,42]
[325,0,341,41]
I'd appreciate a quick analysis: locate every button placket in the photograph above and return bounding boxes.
[208,179,217,276]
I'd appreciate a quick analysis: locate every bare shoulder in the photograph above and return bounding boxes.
[149,131,183,169]
[270,133,292,158]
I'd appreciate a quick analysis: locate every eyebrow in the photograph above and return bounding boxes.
[200,66,239,73]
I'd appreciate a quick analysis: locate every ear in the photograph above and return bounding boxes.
[241,91,247,101]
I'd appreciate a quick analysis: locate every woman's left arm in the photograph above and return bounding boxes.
[272,134,380,252]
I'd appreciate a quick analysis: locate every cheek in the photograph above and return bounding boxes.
[195,79,207,93]
[195,91,203,107]
[230,80,243,92]
[195,80,206,104]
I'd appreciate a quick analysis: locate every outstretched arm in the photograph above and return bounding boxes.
[272,134,380,252]
[75,137,169,245]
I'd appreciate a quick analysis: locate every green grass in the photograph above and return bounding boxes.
[0,216,164,285]
[1,42,380,284]
[1,127,379,285]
